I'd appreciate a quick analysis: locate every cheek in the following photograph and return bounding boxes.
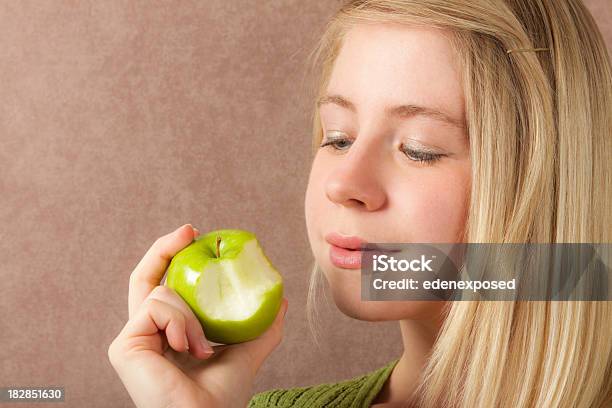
[390,167,470,242]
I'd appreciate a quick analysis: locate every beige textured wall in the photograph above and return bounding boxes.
[0,1,610,407]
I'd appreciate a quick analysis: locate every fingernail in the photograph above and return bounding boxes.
[193,227,200,236]
[201,337,213,353]
[184,334,190,350]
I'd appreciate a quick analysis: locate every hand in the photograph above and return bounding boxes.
[107,224,289,408]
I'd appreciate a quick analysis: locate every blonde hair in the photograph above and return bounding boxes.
[304,0,612,407]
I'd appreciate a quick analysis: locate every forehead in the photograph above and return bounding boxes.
[326,23,465,120]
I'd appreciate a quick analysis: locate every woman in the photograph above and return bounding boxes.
[107,0,612,407]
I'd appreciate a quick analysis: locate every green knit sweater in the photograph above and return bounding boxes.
[248,359,399,408]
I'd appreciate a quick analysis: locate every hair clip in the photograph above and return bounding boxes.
[506,47,551,54]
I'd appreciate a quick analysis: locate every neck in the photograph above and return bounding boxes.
[373,312,445,406]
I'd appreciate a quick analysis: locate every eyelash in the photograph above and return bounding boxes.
[319,135,446,165]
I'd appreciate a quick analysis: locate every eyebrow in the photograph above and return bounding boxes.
[317,94,465,129]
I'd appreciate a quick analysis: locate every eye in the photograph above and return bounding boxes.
[320,131,353,151]
[400,143,447,165]
[320,132,447,165]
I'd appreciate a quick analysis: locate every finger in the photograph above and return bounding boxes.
[121,298,190,355]
[262,297,288,342]
[128,224,198,318]
[149,285,215,359]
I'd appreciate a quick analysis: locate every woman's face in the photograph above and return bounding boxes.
[305,23,471,322]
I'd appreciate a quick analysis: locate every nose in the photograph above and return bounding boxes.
[324,142,387,211]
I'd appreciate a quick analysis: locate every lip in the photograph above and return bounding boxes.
[325,232,370,269]
[325,232,368,250]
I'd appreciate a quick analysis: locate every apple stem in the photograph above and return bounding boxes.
[216,235,221,258]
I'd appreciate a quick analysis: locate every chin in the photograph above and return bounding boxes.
[332,293,394,321]
[323,265,445,322]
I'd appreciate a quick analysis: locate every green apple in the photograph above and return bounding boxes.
[165,229,283,344]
